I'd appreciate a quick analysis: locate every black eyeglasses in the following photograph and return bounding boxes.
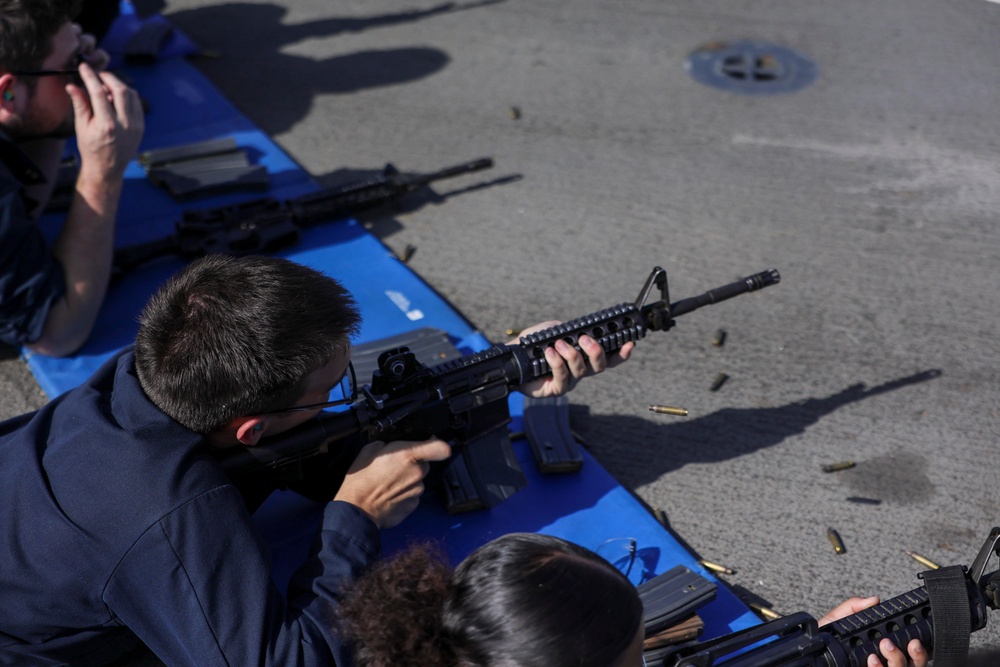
[262,361,357,414]
[13,54,83,84]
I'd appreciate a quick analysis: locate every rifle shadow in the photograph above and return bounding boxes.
[573,370,943,493]
[163,1,506,135]
[312,166,523,238]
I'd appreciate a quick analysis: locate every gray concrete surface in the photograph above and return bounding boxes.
[3,0,999,660]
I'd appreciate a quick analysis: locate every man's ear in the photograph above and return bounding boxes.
[0,74,17,116]
[235,417,267,446]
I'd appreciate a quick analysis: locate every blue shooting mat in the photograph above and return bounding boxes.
[101,2,202,69]
[254,396,761,639]
[22,19,760,642]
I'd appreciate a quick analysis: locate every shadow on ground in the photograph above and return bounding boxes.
[574,370,942,497]
[165,1,505,134]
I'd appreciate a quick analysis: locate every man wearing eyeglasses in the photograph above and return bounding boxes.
[0,254,632,665]
[0,0,144,357]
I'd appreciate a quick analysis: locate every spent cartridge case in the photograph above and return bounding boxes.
[710,373,729,392]
[749,602,781,620]
[648,405,689,416]
[827,528,846,554]
[698,559,736,575]
[822,460,856,473]
[905,550,941,570]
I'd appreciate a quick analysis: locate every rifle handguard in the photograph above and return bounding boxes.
[516,303,647,380]
[652,527,1000,667]
[515,267,780,383]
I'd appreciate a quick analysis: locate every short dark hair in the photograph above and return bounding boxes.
[0,0,81,74]
[338,533,644,667]
[135,255,361,433]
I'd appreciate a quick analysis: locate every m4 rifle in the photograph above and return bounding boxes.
[112,157,494,277]
[646,527,1000,667]
[215,266,781,511]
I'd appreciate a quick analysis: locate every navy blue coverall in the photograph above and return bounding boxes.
[0,131,66,348]
[0,350,379,665]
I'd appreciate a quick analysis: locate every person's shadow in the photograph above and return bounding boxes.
[573,369,943,504]
[162,1,505,135]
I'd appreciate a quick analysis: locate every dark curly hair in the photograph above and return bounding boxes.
[338,533,644,667]
[339,543,456,667]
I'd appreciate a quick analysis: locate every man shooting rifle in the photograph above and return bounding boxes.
[0,254,629,665]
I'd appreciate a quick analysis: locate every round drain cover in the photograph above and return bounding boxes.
[685,40,817,94]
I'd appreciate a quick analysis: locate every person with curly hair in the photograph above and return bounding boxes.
[338,532,932,667]
[339,532,646,667]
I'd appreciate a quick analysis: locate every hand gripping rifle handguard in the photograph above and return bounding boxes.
[647,528,1000,667]
[214,266,781,509]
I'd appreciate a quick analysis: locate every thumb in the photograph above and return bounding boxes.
[817,596,879,626]
[65,83,91,122]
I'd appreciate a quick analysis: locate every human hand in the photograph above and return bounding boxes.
[818,597,929,667]
[334,438,452,529]
[67,62,144,183]
[512,320,634,399]
[866,638,928,667]
[77,29,110,72]
[817,596,881,626]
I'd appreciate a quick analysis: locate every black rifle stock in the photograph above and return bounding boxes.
[215,266,781,508]
[112,157,494,277]
[647,528,1000,667]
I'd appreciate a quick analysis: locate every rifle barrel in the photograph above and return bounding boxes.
[669,269,780,318]
[407,157,494,189]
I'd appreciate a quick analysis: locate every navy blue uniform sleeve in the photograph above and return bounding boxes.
[0,189,65,346]
[104,487,379,667]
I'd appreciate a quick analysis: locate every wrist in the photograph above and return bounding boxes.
[332,492,382,529]
[75,167,124,201]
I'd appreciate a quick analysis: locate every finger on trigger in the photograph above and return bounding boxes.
[413,438,451,463]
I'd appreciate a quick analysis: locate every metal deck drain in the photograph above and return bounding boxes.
[685,40,817,95]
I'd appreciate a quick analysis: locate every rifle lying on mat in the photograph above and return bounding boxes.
[112,157,494,277]
[214,266,781,511]
[646,527,1000,667]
